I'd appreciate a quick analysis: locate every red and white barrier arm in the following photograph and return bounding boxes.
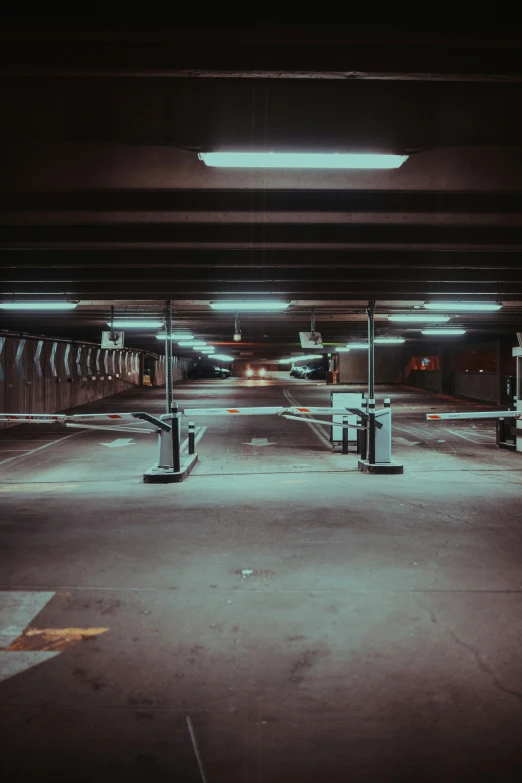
[181,406,364,417]
[0,412,154,425]
[426,411,521,421]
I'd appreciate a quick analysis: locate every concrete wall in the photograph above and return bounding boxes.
[405,339,506,405]
[338,349,407,384]
[0,333,146,429]
[153,355,193,385]
[453,372,499,404]
[406,370,442,393]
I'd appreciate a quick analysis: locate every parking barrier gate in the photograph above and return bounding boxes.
[1,399,404,481]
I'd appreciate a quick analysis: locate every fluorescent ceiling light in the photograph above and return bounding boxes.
[421,328,466,335]
[346,339,405,348]
[200,348,215,353]
[199,152,408,169]
[0,302,77,310]
[278,358,292,363]
[209,301,289,312]
[156,335,194,342]
[191,342,207,347]
[109,320,163,329]
[388,315,451,323]
[424,302,502,312]
[293,354,323,361]
[213,354,234,361]
[336,347,352,352]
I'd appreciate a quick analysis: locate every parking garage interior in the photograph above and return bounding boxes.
[2,21,522,782]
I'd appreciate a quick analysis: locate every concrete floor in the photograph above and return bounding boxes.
[1,378,522,782]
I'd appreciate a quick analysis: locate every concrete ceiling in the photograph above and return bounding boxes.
[1,25,522,357]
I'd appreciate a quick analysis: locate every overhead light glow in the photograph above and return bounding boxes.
[424,302,502,312]
[347,343,371,349]
[199,152,408,170]
[200,348,215,353]
[0,302,77,310]
[388,315,451,323]
[292,354,323,362]
[213,354,235,361]
[336,347,352,352]
[278,358,292,364]
[421,329,467,335]
[209,301,289,312]
[109,320,163,329]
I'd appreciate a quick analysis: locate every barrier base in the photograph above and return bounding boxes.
[143,453,198,483]
[358,459,404,475]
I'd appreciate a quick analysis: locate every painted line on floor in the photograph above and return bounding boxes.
[445,428,486,445]
[0,591,55,649]
[282,389,332,450]
[0,591,109,683]
[0,430,86,468]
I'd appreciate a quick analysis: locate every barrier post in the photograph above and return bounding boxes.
[368,398,376,465]
[172,402,181,473]
[342,416,349,454]
[188,421,196,455]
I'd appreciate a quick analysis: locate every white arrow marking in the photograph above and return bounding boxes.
[242,437,276,446]
[100,438,135,448]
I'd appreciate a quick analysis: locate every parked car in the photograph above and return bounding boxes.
[187,363,231,379]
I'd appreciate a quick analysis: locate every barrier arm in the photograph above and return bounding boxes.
[426,411,521,421]
[0,411,167,434]
[181,405,383,428]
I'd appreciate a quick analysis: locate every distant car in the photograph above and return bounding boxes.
[292,361,324,379]
[302,365,327,380]
[246,367,266,378]
[187,363,231,379]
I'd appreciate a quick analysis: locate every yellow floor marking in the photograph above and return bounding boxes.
[6,627,108,652]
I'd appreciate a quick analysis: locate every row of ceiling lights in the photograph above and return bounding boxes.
[0,300,504,353]
[0,300,503,313]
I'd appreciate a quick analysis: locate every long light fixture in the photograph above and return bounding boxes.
[388,315,451,323]
[200,348,215,353]
[156,335,195,342]
[209,301,289,312]
[424,302,502,312]
[293,354,323,361]
[421,328,466,335]
[109,320,163,329]
[336,347,352,352]
[346,338,405,348]
[213,354,235,361]
[199,152,408,169]
[0,302,77,310]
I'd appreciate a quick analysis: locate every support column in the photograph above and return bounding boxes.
[165,299,173,414]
